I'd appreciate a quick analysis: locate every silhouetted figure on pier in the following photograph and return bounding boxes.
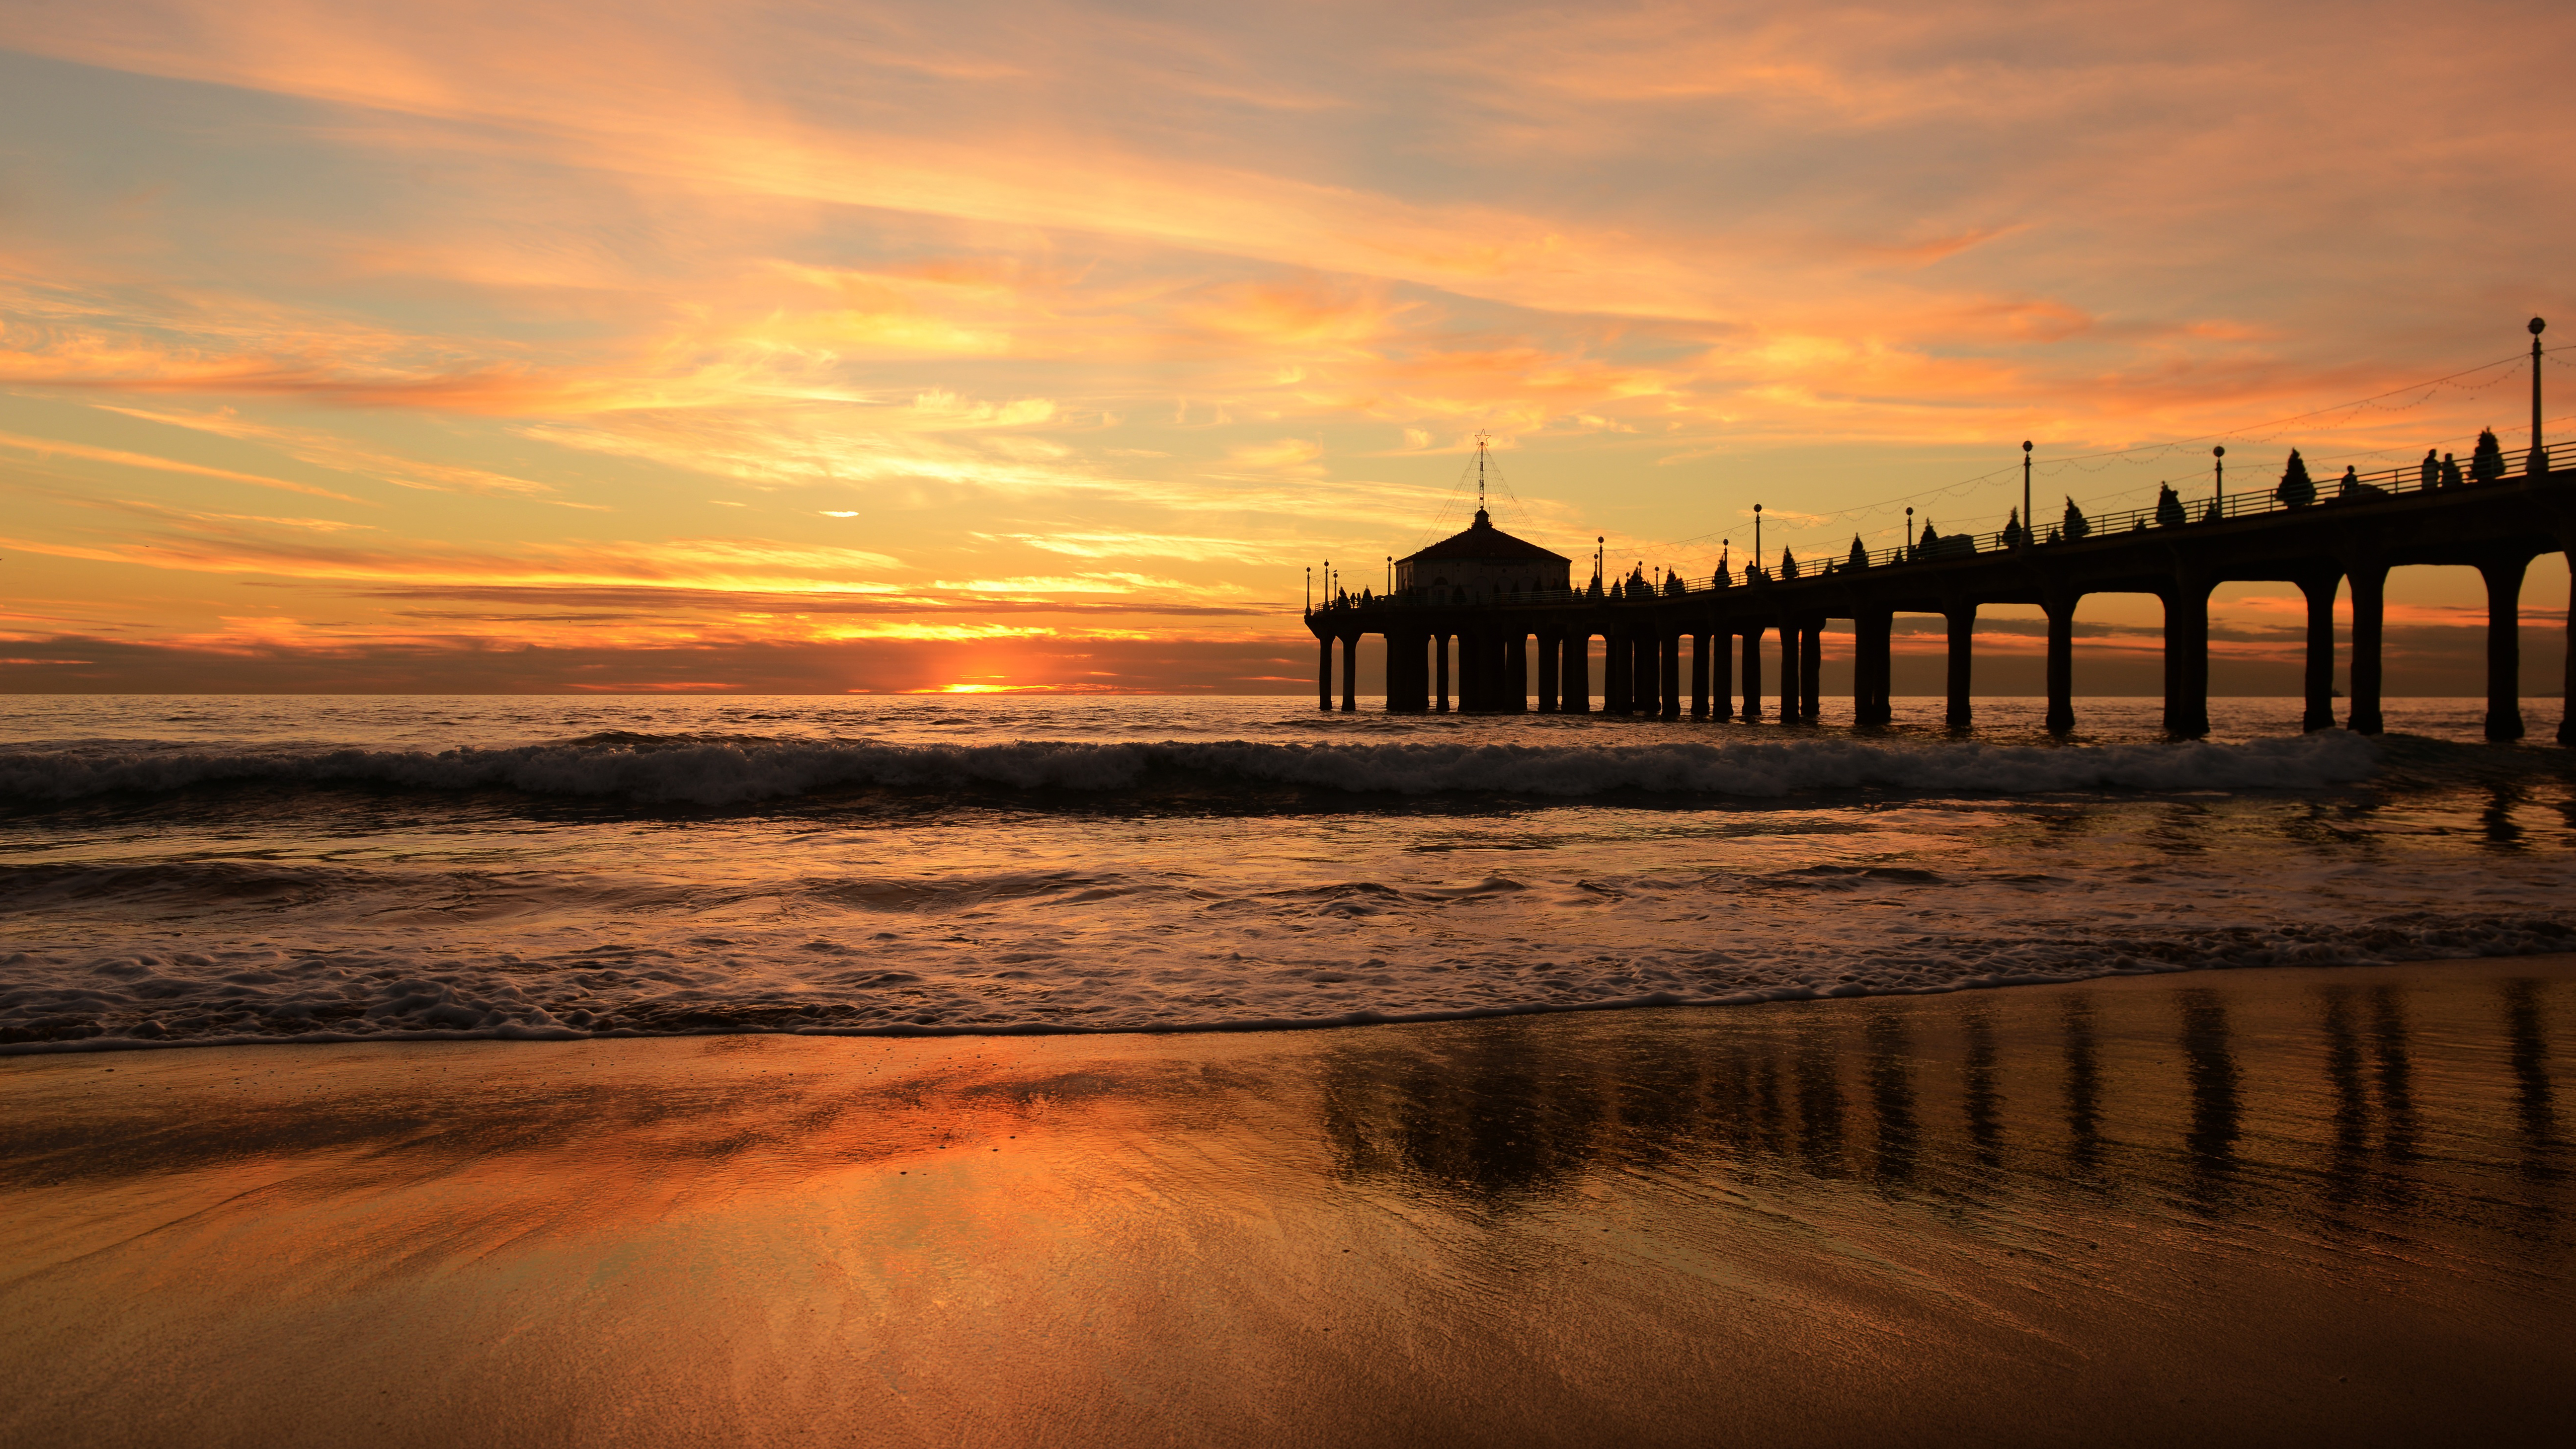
[2062,497,2089,540]
[1915,519,1972,559]
[2277,449,2316,508]
[2420,449,2439,492]
[2337,465,2384,501]
[2155,483,2187,527]
[2471,428,2506,485]
[2441,452,2464,489]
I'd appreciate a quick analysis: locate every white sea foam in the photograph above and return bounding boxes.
[4,906,2570,1054]
[0,729,2383,805]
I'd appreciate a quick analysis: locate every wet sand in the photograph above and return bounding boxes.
[6,958,2573,1448]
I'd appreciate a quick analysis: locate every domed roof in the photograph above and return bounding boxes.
[1396,509,1570,565]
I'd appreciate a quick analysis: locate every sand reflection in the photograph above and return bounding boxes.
[5,960,2574,1447]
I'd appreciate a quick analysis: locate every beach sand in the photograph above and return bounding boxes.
[6,957,2573,1447]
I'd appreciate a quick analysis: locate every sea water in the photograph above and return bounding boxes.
[3,694,2571,1051]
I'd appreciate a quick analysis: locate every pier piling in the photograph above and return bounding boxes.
[1944,604,1975,729]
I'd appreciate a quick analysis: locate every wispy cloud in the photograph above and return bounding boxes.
[0,427,361,502]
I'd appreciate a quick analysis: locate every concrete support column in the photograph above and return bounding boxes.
[1945,604,1976,729]
[1710,632,1735,720]
[1506,633,1530,714]
[1800,618,1823,721]
[1776,616,1803,724]
[1340,633,1360,713]
[1562,634,1589,713]
[1660,633,1682,717]
[2480,556,2529,741]
[1318,636,1334,711]
[1433,633,1450,713]
[1855,609,1891,725]
[1537,633,1561,712]
[1741,625,1764,721]
[1604,630,1630,714]
[2295,574,2340,733]
[2346,561,2386,735]
[1689,634,1711,718]
[2159,576,2211,738]
[2043,594,2078,734]
[2562,543,2576,746]
[1629,633,1657,717]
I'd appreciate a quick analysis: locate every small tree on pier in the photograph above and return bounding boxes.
[2001,508,2025,548]
[2471,427,2505,484]
[2061,497,2089,540]
[1847,534,1869,570]
[2154,483,2187,527]
[1779,548,1800,580]
[2276,449,2315,508]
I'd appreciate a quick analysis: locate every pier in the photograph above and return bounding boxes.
[1308,354,2575,743]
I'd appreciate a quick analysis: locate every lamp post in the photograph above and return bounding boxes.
[1305,567,1311,614]
[2021,440,2032,549]
[2213,445,2225,516]
[1905,506,1913,559]
[1753,503,1763,576]
[2533,316,2549,473]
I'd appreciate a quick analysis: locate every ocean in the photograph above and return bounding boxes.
[3,694,2571,1052]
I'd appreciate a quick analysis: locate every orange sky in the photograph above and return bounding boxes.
[0,0,2569,695]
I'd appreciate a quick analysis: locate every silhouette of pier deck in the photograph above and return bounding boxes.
[1305,446,2576,743]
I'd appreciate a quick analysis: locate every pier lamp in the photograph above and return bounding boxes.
[2213,446,2225,514]
[2021,441,2032,549]
[2534,317,2548,469]
[1305,566,1311,614]
[1754,503,1763,574]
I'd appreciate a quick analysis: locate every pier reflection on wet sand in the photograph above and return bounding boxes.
[4,959,2572,1448]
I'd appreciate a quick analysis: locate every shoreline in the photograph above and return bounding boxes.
[12,942,2576,1057]
[7,953,2572,1446]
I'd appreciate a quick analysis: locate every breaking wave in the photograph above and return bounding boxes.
[0,730,2384,807]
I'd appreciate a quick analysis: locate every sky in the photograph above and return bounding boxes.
[1,0,2570,696]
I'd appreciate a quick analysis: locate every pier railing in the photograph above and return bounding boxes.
[1310,444,2554,614]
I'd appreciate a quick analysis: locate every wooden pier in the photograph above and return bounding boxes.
[1306,453,2576,743]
